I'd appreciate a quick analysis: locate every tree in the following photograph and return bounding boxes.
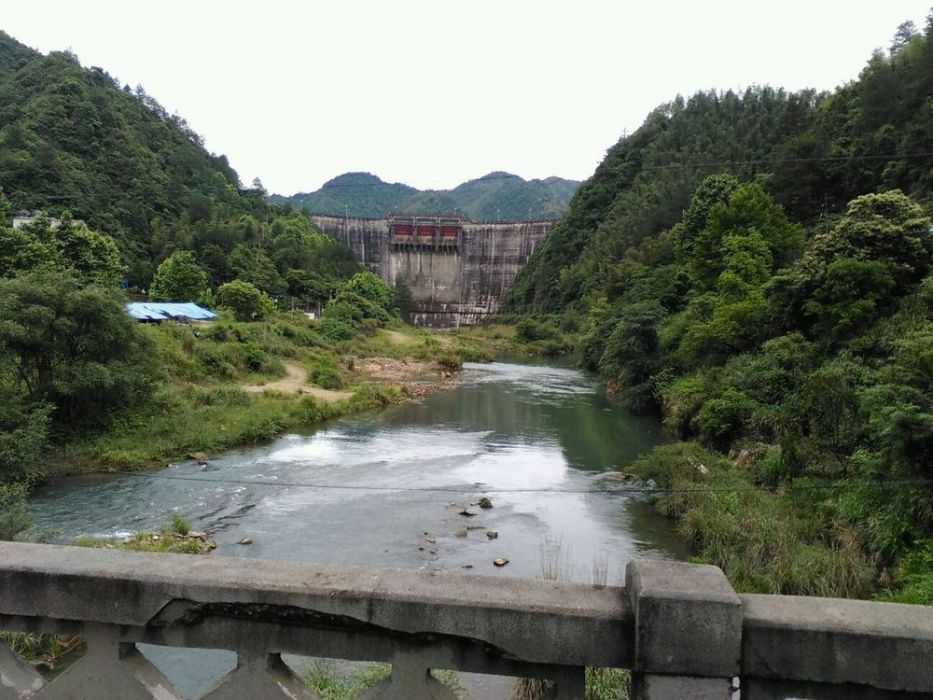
[393,275,415,321]
[673,174,739,262]
[149,250,210,302]
[340,271,393,311]
[0,271,158,431]
[228,244,286,296]
[216,280,276,321]
[598,301,665,412]
[803,258,895,343]
[0,377,50,484]
[814,190,931,295]
[691,183,802,288]
[0,212,123,285]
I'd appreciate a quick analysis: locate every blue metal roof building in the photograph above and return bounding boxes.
[126,302,217,322]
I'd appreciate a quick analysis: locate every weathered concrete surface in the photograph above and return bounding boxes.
[0,542,630,669]
[201,653,319,700]
[309,214,551,326]
[626,560,743,678]
[631,674,735,700]
[0,640,44,699]
[4,543,933,699]
[741,593,933,696]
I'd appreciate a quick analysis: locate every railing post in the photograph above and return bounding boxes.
[200,652,319,700]
[0,639,45,699]
[626,560,742,700]
[358,651,457,700]
[32,630,182,700]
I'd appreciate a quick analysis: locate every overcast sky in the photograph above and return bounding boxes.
[4,1,931,194]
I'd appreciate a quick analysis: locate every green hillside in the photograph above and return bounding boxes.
[509,22,933,312]
[0,31,357,299]
[274,171,579,220]
[503,15,933,603]
[270,172,417,218]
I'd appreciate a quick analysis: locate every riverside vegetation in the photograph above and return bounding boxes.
[0,192,494,538]
[506,13,933,604]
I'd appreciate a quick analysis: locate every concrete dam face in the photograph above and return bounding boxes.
[309,214,553,327]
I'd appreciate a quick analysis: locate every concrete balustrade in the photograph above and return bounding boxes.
[0,542,931,699]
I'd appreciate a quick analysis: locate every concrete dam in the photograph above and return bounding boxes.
[309,213,553,326]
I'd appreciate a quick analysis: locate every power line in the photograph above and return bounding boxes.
[39,468,932,497]
[636,150,933,172]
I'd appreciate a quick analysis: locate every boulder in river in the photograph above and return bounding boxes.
[493,557,509,567]
[458,508,477,517]
[238,537,253,545]
[477,497,493,509]
[486,530,498,540]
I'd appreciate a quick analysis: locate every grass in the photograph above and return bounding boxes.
[73,516,214,554]
[514,536,632,700]
[51,310,518,475]
[49,312,428,473]
[627,442,875,597]
[302,662,466,700]
[449,321,572,359]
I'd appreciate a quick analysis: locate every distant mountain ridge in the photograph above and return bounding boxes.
[271,171,579,221]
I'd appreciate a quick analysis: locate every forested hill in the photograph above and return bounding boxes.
[0,31,361,297]
[503,14,933,603]
[508,17,933,312]
[271,171,579,221]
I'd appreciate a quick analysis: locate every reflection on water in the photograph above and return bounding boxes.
[30,361,688,582]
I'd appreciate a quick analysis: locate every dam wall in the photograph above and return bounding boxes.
[309,213,552,326]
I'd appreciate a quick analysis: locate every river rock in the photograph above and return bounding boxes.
[458,509,477,517]
[486,530,498,540]
[645,479,658,491]
[454,529,468,538]
[493,557,509,567]
[238,537,253,545]
[477,497,493,509]
[189,452,208,465]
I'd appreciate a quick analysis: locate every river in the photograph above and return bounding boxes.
[28,360,687,696]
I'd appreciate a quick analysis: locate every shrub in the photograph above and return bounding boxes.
[320,317,354,341]
[309,358,346,389]
[696,389,758,449]
[516,316,556,342]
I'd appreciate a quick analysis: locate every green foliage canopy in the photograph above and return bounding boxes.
[149,250,210,302]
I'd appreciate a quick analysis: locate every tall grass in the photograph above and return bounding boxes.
[302,662,465,700]
[629,442,875,597]
[514,537,631,700]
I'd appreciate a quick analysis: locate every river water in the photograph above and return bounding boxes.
[28,360,687,696]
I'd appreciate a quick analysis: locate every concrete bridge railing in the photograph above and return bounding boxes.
[0,542,931,699]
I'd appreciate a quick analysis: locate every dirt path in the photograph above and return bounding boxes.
[243,363,352,403]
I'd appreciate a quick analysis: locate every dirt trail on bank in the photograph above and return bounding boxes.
[243,363,353,403]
